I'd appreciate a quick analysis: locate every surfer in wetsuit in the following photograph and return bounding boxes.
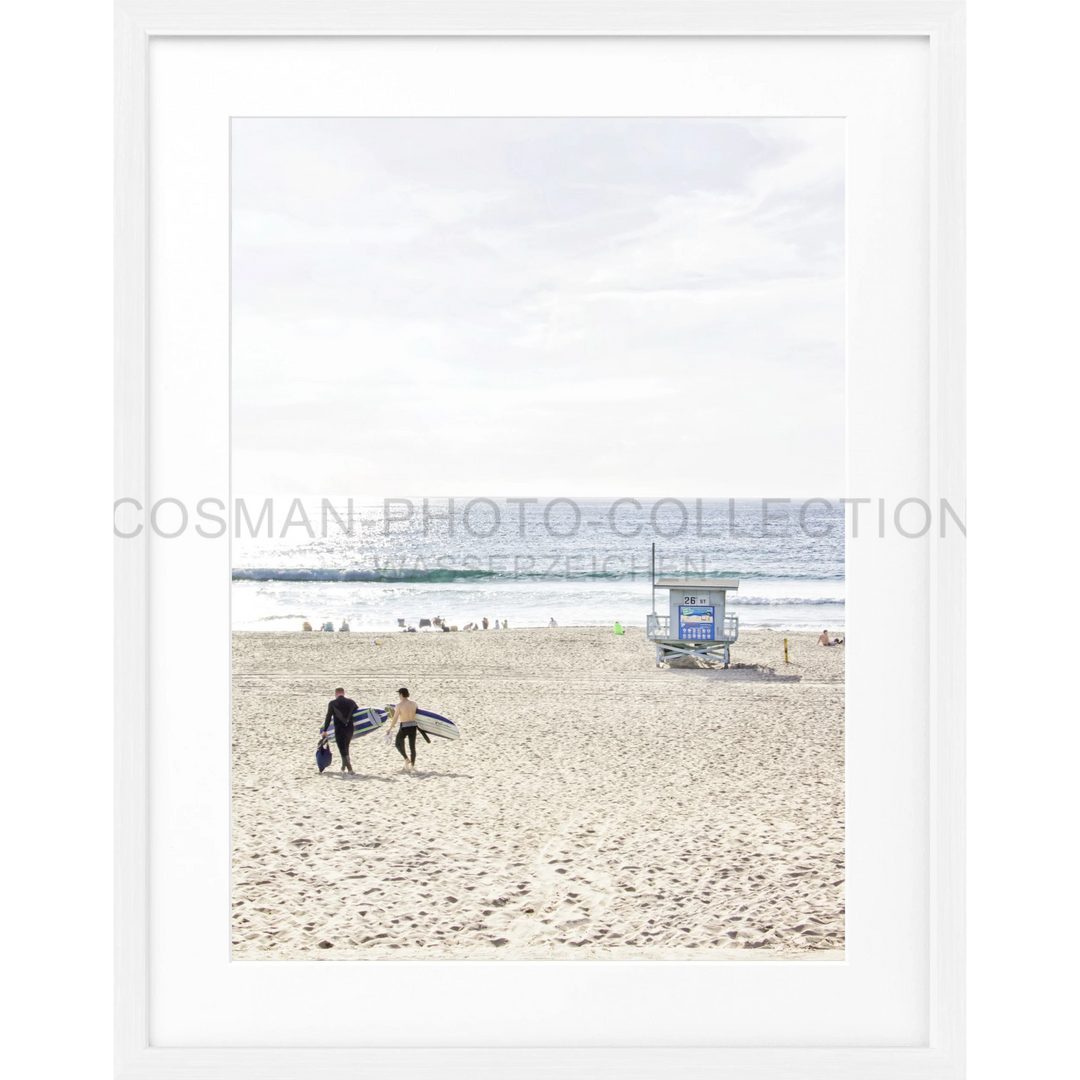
[388,687,420,772]
[321,687,358,774]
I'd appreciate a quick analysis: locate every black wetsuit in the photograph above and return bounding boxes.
[322,696,358,770]
[395,722,417,764]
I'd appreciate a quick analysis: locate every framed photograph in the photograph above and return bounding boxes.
[116,2,964,1076]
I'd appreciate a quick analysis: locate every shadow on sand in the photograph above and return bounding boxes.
[323,770,474,781]
[399,770,474,780]
[325,772,395,783]
[669,665,803,684]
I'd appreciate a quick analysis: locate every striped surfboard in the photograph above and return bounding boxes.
[385,705,461,742]
[324,706,388,740]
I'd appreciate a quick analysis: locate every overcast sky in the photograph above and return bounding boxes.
[232,118,844,497]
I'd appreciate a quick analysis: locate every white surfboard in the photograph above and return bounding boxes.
[385,704,461,742]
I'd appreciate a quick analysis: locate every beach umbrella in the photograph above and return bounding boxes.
[315,739,333,773]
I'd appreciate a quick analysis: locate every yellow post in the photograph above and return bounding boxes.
[784,638,789,663]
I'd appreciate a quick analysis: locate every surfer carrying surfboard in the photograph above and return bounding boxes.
[387,687,421,772]
[321,687,358,774]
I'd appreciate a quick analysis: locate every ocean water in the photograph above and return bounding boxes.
[232,497,844,632]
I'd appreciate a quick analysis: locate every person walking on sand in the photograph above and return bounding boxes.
[388,687,420,772]
[321,687,358,774]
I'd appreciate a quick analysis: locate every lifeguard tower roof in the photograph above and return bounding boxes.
[655,578,739,590]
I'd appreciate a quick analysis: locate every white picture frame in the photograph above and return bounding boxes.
[115,2,964,1077]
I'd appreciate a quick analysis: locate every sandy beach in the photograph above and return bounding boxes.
[231,627,844,960]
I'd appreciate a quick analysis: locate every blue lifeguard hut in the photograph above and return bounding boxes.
[646,577,740,667]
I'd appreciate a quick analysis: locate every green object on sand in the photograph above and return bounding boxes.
[614,622,624,635]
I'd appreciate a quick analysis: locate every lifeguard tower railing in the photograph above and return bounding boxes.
[647,613,739,642]
[647,612,739,666]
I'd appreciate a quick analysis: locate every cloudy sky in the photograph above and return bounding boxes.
[232,118,844,497]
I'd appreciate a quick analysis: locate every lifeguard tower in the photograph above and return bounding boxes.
[646,578,740,667]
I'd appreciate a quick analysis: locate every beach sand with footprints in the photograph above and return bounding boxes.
[231,627,844,960]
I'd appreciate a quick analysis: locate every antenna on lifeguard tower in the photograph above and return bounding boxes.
[650,542,656,615]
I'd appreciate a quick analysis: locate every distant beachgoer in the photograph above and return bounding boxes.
[322,621,335,632]
[339,619,350,632]
[321,687,358,774]
[819,629,844,646]
[388,687,420,771]
[397,618,406,628]
[549,617,558,628]
[503,620,508,630]
[302,621,313,632]
[482,617,489,630]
